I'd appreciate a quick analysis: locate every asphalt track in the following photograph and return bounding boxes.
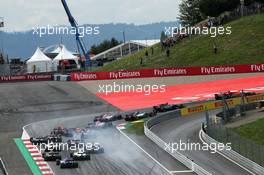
[1,73,263,175]
[151,109,252,175]
[24,115,173,175]
[0,81,117,175]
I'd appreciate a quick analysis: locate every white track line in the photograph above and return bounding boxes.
[117,128,175,174]
[199,130,255,175]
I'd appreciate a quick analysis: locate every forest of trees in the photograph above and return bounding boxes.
[178,0,263,26]
[90,38,122,55]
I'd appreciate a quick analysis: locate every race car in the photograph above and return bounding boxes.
[47,136,62,143]
[30,137,48,145]
[153,103,185,112]
[67,139,81,147]
[70,150,91,161]
[124,111,156,121]
[214,91,256,100]
[85,143,104,154]
[43,146,62,153]
[42,152,61,161]
[87,121,113,129]
[93,113,123,122]
[56,158,78,169]
[51,126,74,137]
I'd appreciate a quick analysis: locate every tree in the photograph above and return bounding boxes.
[199,0,240,17]
[90,37,122,55]
[178,0,205,26]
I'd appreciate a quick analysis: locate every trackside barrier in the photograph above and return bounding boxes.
[201,126,264,175]
[0,74,53,83]
[71,63,264,81]
[0,157,9,175]
[145,94,264,175]
[180,93,264,116]
[144,111,212,175]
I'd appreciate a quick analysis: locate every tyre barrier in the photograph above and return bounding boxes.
[144,110,212,175]
[201,125,264,175]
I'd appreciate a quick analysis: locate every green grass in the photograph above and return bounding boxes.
[125,122,144,135]
[95,14,264,72]
[14,138,42,175]
[232,118,264,146]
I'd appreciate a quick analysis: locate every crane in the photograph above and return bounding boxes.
[60,0,91,68]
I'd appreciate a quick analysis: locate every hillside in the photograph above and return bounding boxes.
[95,14,264,72]
[0,22,178,59]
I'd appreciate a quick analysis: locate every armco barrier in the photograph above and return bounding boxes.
[71,63,264,81]
[201,126,264,175]
[144,110,212,175]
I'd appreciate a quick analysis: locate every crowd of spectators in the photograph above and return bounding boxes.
[158,1,264,58]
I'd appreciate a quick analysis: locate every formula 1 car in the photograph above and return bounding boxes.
[30,137,48,145]
[153,103,185,113]
[43,146,62,153]
[70,150,91,161]
[52,126,74,137]
[124,111,156,122]
[93,113,123,122]
[67,139,81,147]
[85,143,104,154]
[87,121,113,129]
[42,152,61,161]
[56,158,78,169]
[214,91,256,100]
[47,136,62,143]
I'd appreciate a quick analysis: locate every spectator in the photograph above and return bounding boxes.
[145,50,149,57]
[214,44,218,54]
[140,57,143,65]
[166,49,170,57]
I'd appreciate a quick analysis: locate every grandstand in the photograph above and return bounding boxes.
[91,40,159,64]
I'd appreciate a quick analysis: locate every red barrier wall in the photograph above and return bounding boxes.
[0,74,53,82]
[71,63,264,81]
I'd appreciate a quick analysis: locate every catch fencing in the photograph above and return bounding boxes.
[202,125,264,175]
[204,102,264,174]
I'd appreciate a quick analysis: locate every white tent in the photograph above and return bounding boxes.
[52,45,79,71]
[27,48,52,73]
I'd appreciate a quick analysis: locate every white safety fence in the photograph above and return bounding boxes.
[201,126,264,175]
[144,111,212,175]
